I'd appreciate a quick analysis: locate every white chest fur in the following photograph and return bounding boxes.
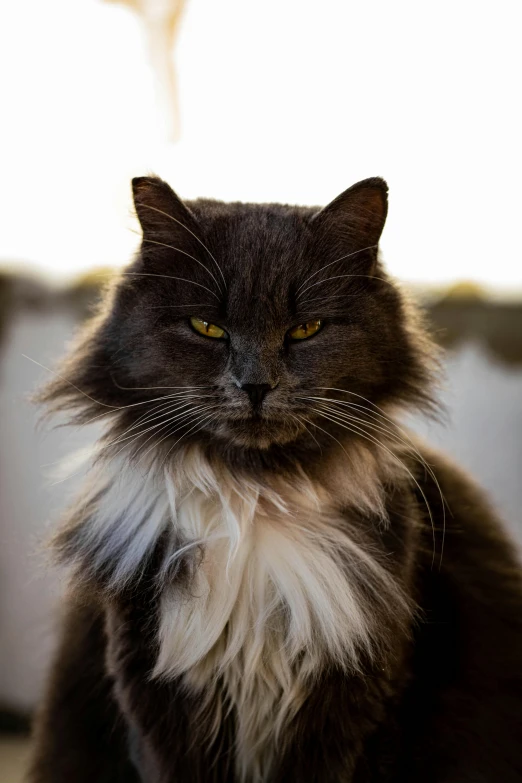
[155,449,404,781]
[78,445,405,782]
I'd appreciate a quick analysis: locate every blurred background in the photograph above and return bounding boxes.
[0,0,521,779]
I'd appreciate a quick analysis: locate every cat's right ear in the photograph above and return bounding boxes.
[132,176,196,238]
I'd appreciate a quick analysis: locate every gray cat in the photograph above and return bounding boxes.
[29,176,522,782]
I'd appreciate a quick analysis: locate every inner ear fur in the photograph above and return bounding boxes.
[311,178,389,268]
[132,176,198,240]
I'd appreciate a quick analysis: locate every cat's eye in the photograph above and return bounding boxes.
[189,317,227,339]
[287,319,323,341]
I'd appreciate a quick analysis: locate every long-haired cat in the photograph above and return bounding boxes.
[28,176,522,782]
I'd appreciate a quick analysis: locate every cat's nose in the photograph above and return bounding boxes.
[240,383,276,407]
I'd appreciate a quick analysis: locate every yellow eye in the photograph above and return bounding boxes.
[189,317,226,339]
[288,319,323,341]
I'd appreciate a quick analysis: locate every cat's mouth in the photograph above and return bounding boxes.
[212,412,304,449]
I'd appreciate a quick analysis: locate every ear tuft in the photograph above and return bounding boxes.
[131,175,195,238]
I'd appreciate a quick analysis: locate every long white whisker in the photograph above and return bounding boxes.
[23,354,119,409]
[137,203,227,292]
[297,413,354,464]
[106,403,215,453]
[311,406,437,567]
[43,395,200,477]
[300,396,429,462]
[48,404,201,486]
[306,396,435,473]
[113,398,193,434]
[295,293,354,307]
[313,401,416,448]
[311,386,447,567]
[295,245,378,295]
[105,399,214,448]
[111,379,211,391]
[68,390,209,431]
[117,272,220,300]
[311,400,444,501]
[50,406,199,486]
[290,413,322,454]
[142,303,215,310]
[159,409,221,468]
[297,272,394,300]
[142,238,223,294]
[135,406,221,470]
[104,405,217,468]
[130,405,219,462]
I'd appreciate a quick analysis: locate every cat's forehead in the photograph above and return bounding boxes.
[192,201,313,262]
[191,201,315,304]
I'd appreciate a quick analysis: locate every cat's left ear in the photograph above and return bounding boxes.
[132,175,197,239]
[311,177,388,264]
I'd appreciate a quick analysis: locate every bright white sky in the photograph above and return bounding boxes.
[1,0,521,290]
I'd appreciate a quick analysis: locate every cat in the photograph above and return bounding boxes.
[28,175,522,782]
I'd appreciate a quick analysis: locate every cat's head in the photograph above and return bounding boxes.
[41,176,435,455]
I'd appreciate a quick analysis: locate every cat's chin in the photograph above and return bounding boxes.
[211,416,303,450]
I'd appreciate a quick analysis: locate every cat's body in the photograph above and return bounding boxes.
[29,177,522,782]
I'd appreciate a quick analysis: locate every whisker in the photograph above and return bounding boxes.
[141,304,215,310]
[314,397,442,507]
[310,406,438,567]
[116,272,221,300]
[48,403,200,486]
[311,400,443,495]
[111,400,184,438]
[136,203,227,292]
[130,405,219,462]
[295,245,378,294]
[307,396,430,466]
[295,293,355,307]
[142,238,223,295]
[103,405,217,466]
[297,272,395,300]
[42,396,203,479]
[301,397,428,461]
[105,399,214,449]
[290,413,322,454]
[110,378,211,391]
[296,412,354,464]
[311,386,448,567]
[72,390,208,430]
[105,402,215,454]
[159,409,221,468]
[23,354,119,409]
[133,406,221,469]
[312,400,412,446]
[314,387,435,450]
[52,405,201,486]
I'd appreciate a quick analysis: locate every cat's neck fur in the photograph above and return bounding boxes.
[60,437,412,781]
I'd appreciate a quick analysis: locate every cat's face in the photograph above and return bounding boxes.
[47,177,432,454]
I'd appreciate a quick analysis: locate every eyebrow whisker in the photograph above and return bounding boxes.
[295,245,378,295]
[137,202,227,292]
[142,238,223,295]
[117,272,221,300]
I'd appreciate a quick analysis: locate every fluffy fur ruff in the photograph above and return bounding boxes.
[54,440,411,780]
